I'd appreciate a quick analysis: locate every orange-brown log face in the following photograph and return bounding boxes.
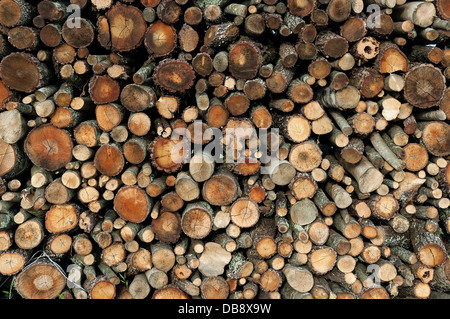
[123,141,146,165]
[51,107,72,128]
[229,42,260,80]
[154,59,195,93]
[203,175,237,206]
[105,4,147,52]
[0,0,22,27]
[89,76,120,104]
[45,204,79,234]
[114,186,150,223]
[422,122,450,157]
[361,71,384,98]
[181,208,212,239]
[141,0,161,7]
[151,137,186,173]
[0,80,11,107]
[0,53,41,93]
[0,140,17,177]
[16,263,67,299]
[24,124,73,171]
[94,144,125,176]
[96,104,122,132]
[379,48,408,74]
[230,198,259,228]
[152,286,188,299]
[145,21,176,57]
[152,211,181,243]
[90,280,116,299]
[418,243,446,267]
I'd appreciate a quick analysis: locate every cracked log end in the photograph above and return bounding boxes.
[24,124,73,171]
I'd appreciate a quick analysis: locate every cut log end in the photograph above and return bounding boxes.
[16,261,66,299]
[24,124,73,172]
[154,59,195,93]
[114,186,151,223]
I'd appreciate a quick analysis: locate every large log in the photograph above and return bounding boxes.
[0,0,447,302]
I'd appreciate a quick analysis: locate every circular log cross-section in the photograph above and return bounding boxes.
[94,144,125,177]
[120,84,156,112]
[260,269,282,292]
[290,198,318,226]
[369,195,398,221]
[400,143,429,172]
[316,31,349,59]
[144,21,176,57]
[103,3,147,52]
[47,234,72,257]
[283,265,314,293]
[410,220,447,268]
[230,198,260,228]
[154,59,195,93]
[375,43,408,74]
[308,246,337,275]
[225,93,250,116]
[95,104,123,132]
[192,53,214,77]
[15,219,44,250]
[102,243,126,267]
[39,24,62,48]
[404,64,446,109]
[350,68,384,99]
[150,136,186,173]
[16,261,66,299]
[114,185,152,223]
[45,204,79,234]
[0,53,48,93]
[152,286,188,299]
[228,41,261,80]
[327,0,351,22]
[24,124,73,171]
[289,141,322,173]
[287,0,315,17]
[61,18,95,49]
[181,202,214,239]
[340,17,366,42]
[86,276,116,299]
[201,276,229,299]
[0,139,25,178]
[8,26,38,51]
[0,250,29,275]
[359,287,390,299]
[421,122,450,157]
[123,138,147,165]
[290,173,317,200]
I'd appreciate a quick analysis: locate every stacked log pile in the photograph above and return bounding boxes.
[0,0,448,300]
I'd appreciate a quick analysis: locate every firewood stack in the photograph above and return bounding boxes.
[0,0,448,300]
